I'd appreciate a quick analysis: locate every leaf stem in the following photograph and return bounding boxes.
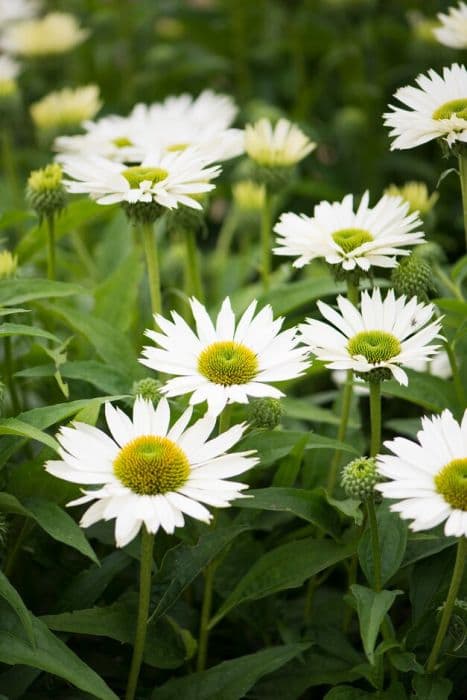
[368,381,382,592]
[197,559,216,671]
[125,527,155,700]
[142,221,162,317]
[426,537,466,673]
[46,214,56,280]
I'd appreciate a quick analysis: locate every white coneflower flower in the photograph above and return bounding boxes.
[300,288,442,385]
[0,0,40,25]
[59,149,220,213]
[435,3,467,49]
[384,64,467,150]
[149,90,238,130]
[0,12,89,57]
[245,118,315,168]
[377,409,467,537]
[30,85,101,132]
[384,182,438,216]
[140,297,310,416]
[54,114,145,163]
[45,397,258,547]
[274,192,424,272]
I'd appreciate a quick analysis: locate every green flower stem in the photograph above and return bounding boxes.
[197,558,216,671]
[260,189,271,292]
[218,405,231,434]
[215,210,238,260]
[125,527,155,700]
[142,221,162,317]
[444,342,466,415]
[46,214,56,280]
[3,336,20,414]
[366,498,382,592]
[1,127,19,205]
[183,227,204,302]
[458,153,467,251]
[426,537,466,673]
[346,278,359,306]
[368,380,383,592]
[433,265,464,301]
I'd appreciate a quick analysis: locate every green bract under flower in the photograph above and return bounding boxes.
[435,458,467,511]
[198,340,259,386]
[332,227,373,253]
[433,98,467,121]
[26,163,66,217]
[122,166,168,188]
[113,435,190,495]
[347,330,401,364]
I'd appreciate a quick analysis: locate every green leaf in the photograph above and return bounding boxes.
[235,487,340,537]
[210,537,356,627]
[382,369,456,412]
[273,435,308,487]
[324,687,371,700]
[350,585,401,664]
[153,644,310,700]
[0,418,59,452]
[15,361,128,396]
[0,278,84,307]
[358,506,408,586]
[0,572,35,647]
[326,495,363,526]
[282,397,359,428]
[152,525,252,621]
[94,249,143,332]
[259,277,346,315]
[0,323,59,342]
[0,603,117,700]
[412,675,453,700]
[57,551,131,612]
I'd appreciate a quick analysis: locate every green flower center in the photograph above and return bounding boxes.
[113,136,133,148]
[113,435,190,495]
[435,458,467,511]
[198,340,259,386]
[347,330,401,364]
[332,228,373,254]
[122,167,168,188]
[166,143,189,152]
[433,99,467,121]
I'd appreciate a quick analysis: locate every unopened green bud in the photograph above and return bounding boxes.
[26,163,66,220]
[232,180,265,213]
[341,456,379,500]
[132,378,161,402]
[248,397,283,430]
[391,255,434,302]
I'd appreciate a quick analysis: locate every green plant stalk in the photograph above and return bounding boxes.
[260,189,271,292]
[3,336,20,414]
[1,127,19,205]
[3,519,34,577]
[426,537,466,672]
[142,221,162,317]
[197,559,216,671]
[368,381,383,592]
[183,226,204,301]
[125,527,155,700]
[218,404,231,434]
[444,341,466,415]
[458,153,467,251]
[46,214,56,280]
[433,264,464,301]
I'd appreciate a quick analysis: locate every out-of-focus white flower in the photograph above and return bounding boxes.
[245,118,315,167]
[0,0,40,25]
[0,55,20,97]
[31,86,101,132]
[384,182,438,216]
[1,12,88,57]
[434,2,467,49]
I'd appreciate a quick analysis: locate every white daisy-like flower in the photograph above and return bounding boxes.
[274,192,424,272]
[434,3,467,49]
[54,114,145,163]
[300,288,442,386]
[384,64,467,150]
[0,12,88,57]
[244,118,316,168]
[140,297,310,416]
[377,409,467,537]
[31,85,101,132]
[58,149,221,209]
[147,90,238,130]
[45,396,258,548]
[0,0,40,25]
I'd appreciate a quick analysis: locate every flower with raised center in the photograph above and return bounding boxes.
[384,64,467,150]
[0,12,88,56]
[376,410,467,537]
[434,3,467,49]
[45,396,258,547]
[140,297,310,416]
[58,149,220,220]
[30,86,101,133]
[54,114,145,163]
[245,118,315,168]
[300,288,442,385]
[384,182,438,216]
[274,191,424,273]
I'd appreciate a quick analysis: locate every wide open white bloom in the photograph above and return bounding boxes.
[140,297,310,416]
[0,0,40,25]
[377,410,467,537]
[54,114,146,163]
[300,288,442,386]
[245,118,316,167]
[59,149,221,209]
[274,191,424,272]
[45,397,258,547]
[384,64,467,149]
[434,2,467,49]
[0,12,88,57]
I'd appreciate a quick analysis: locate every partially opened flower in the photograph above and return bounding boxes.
[384,182,438,216]
[31,85,101,133]
[274,192,424,273]
[245,118,315,168]
[300,288,442,385]
[140,297,310,416]
[45,397,257,547]
[384,64,467,150]
[377,409,467,537]
[1,12,88,57]
[434,3,467,49]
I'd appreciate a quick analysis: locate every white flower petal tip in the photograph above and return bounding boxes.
[434,3,467,49]
[45,398,258,547]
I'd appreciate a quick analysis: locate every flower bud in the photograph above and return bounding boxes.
[132,378,161,403]
[391,254,434,302]
[247,397,283,430]
[26,163,66,220]
[341,456,379,500]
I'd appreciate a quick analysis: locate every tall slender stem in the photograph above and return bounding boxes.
[426,537,466,672]
[183,227,204,301]
[197,560,216,671]
[444,342,466,415]
[368,380,383,591]
[46,214,56,280]
[142,222,162,317]
[260,189,271,292]
[3,336,20,414]
[125,527,155,700]
[1,128,19,205]
[367,498,382,591]
[458,153,467,251]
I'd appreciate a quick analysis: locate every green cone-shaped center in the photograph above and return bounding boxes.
[435,458,467,511]
[433,99,467,121]
[198,340,259,386]
[332,228,373,254]
[113,136,133,148]
[347,330,401,364]
[122,167,168,188]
